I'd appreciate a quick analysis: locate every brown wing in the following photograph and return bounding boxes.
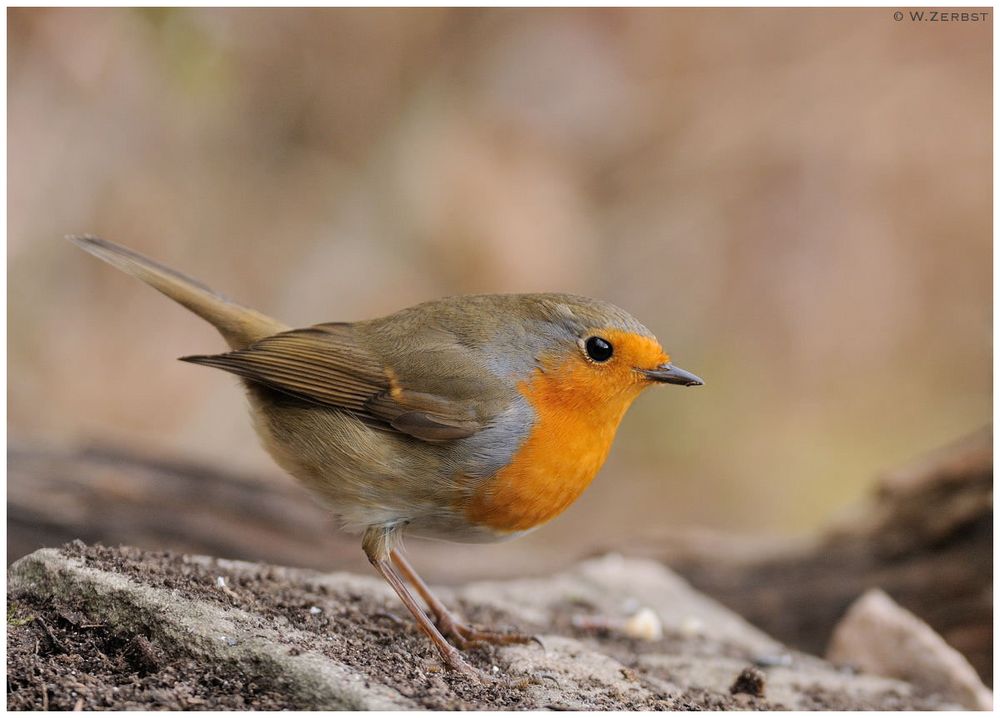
[181,322,481,442]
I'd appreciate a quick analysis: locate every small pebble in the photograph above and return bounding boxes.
[309,606,322,615]
[624,608,663,641]
[754,653,793,668]
[215,577,226,588]
[730,666,766,698]
[679,616,705,637]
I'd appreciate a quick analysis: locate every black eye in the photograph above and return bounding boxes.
[585,336,613,362]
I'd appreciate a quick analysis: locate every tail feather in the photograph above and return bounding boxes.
[69,235,288,350]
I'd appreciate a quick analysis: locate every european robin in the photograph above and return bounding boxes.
[70,235,703,677]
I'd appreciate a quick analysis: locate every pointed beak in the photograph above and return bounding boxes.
[639,363,704,387]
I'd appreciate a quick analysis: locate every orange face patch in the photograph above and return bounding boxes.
[465,330,669,533]
[580,329,671,396]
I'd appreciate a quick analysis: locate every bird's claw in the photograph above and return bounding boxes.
[441,650,499,684]
[436,615,541,651]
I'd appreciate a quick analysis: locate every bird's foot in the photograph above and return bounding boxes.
[438,644,490,681]
[435,612,542,650]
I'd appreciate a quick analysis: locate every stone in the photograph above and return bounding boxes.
[7,544,961,710]
[827,588,992,710]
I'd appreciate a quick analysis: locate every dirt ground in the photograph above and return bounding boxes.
[7,543,947,710]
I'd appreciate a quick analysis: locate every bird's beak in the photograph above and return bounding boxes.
[639,363,704,387]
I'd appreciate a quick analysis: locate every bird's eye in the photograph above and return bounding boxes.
[584,336,614,362]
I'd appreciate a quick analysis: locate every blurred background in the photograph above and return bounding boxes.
[8,8,991,575]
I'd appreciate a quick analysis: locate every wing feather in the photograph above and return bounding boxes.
[181,322,483,442]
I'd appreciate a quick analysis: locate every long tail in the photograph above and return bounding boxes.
[69,235,289,350]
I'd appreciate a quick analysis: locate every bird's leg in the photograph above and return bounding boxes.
[362,527,479,679]
[391,548,538,649]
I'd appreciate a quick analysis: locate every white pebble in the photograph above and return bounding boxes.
[624,608,663,641]
[215,576,226,588]
[309,606,322,615]
[679,616,705,637]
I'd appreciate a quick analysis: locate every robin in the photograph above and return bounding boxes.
[70,235,703,678]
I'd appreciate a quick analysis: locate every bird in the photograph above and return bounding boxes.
[69,235,703,678]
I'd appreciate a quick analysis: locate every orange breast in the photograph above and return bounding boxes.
[465,334,664,533]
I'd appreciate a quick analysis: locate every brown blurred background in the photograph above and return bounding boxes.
[8,9,991,574]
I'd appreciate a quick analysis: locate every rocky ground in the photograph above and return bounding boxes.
[7,542,968,710]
